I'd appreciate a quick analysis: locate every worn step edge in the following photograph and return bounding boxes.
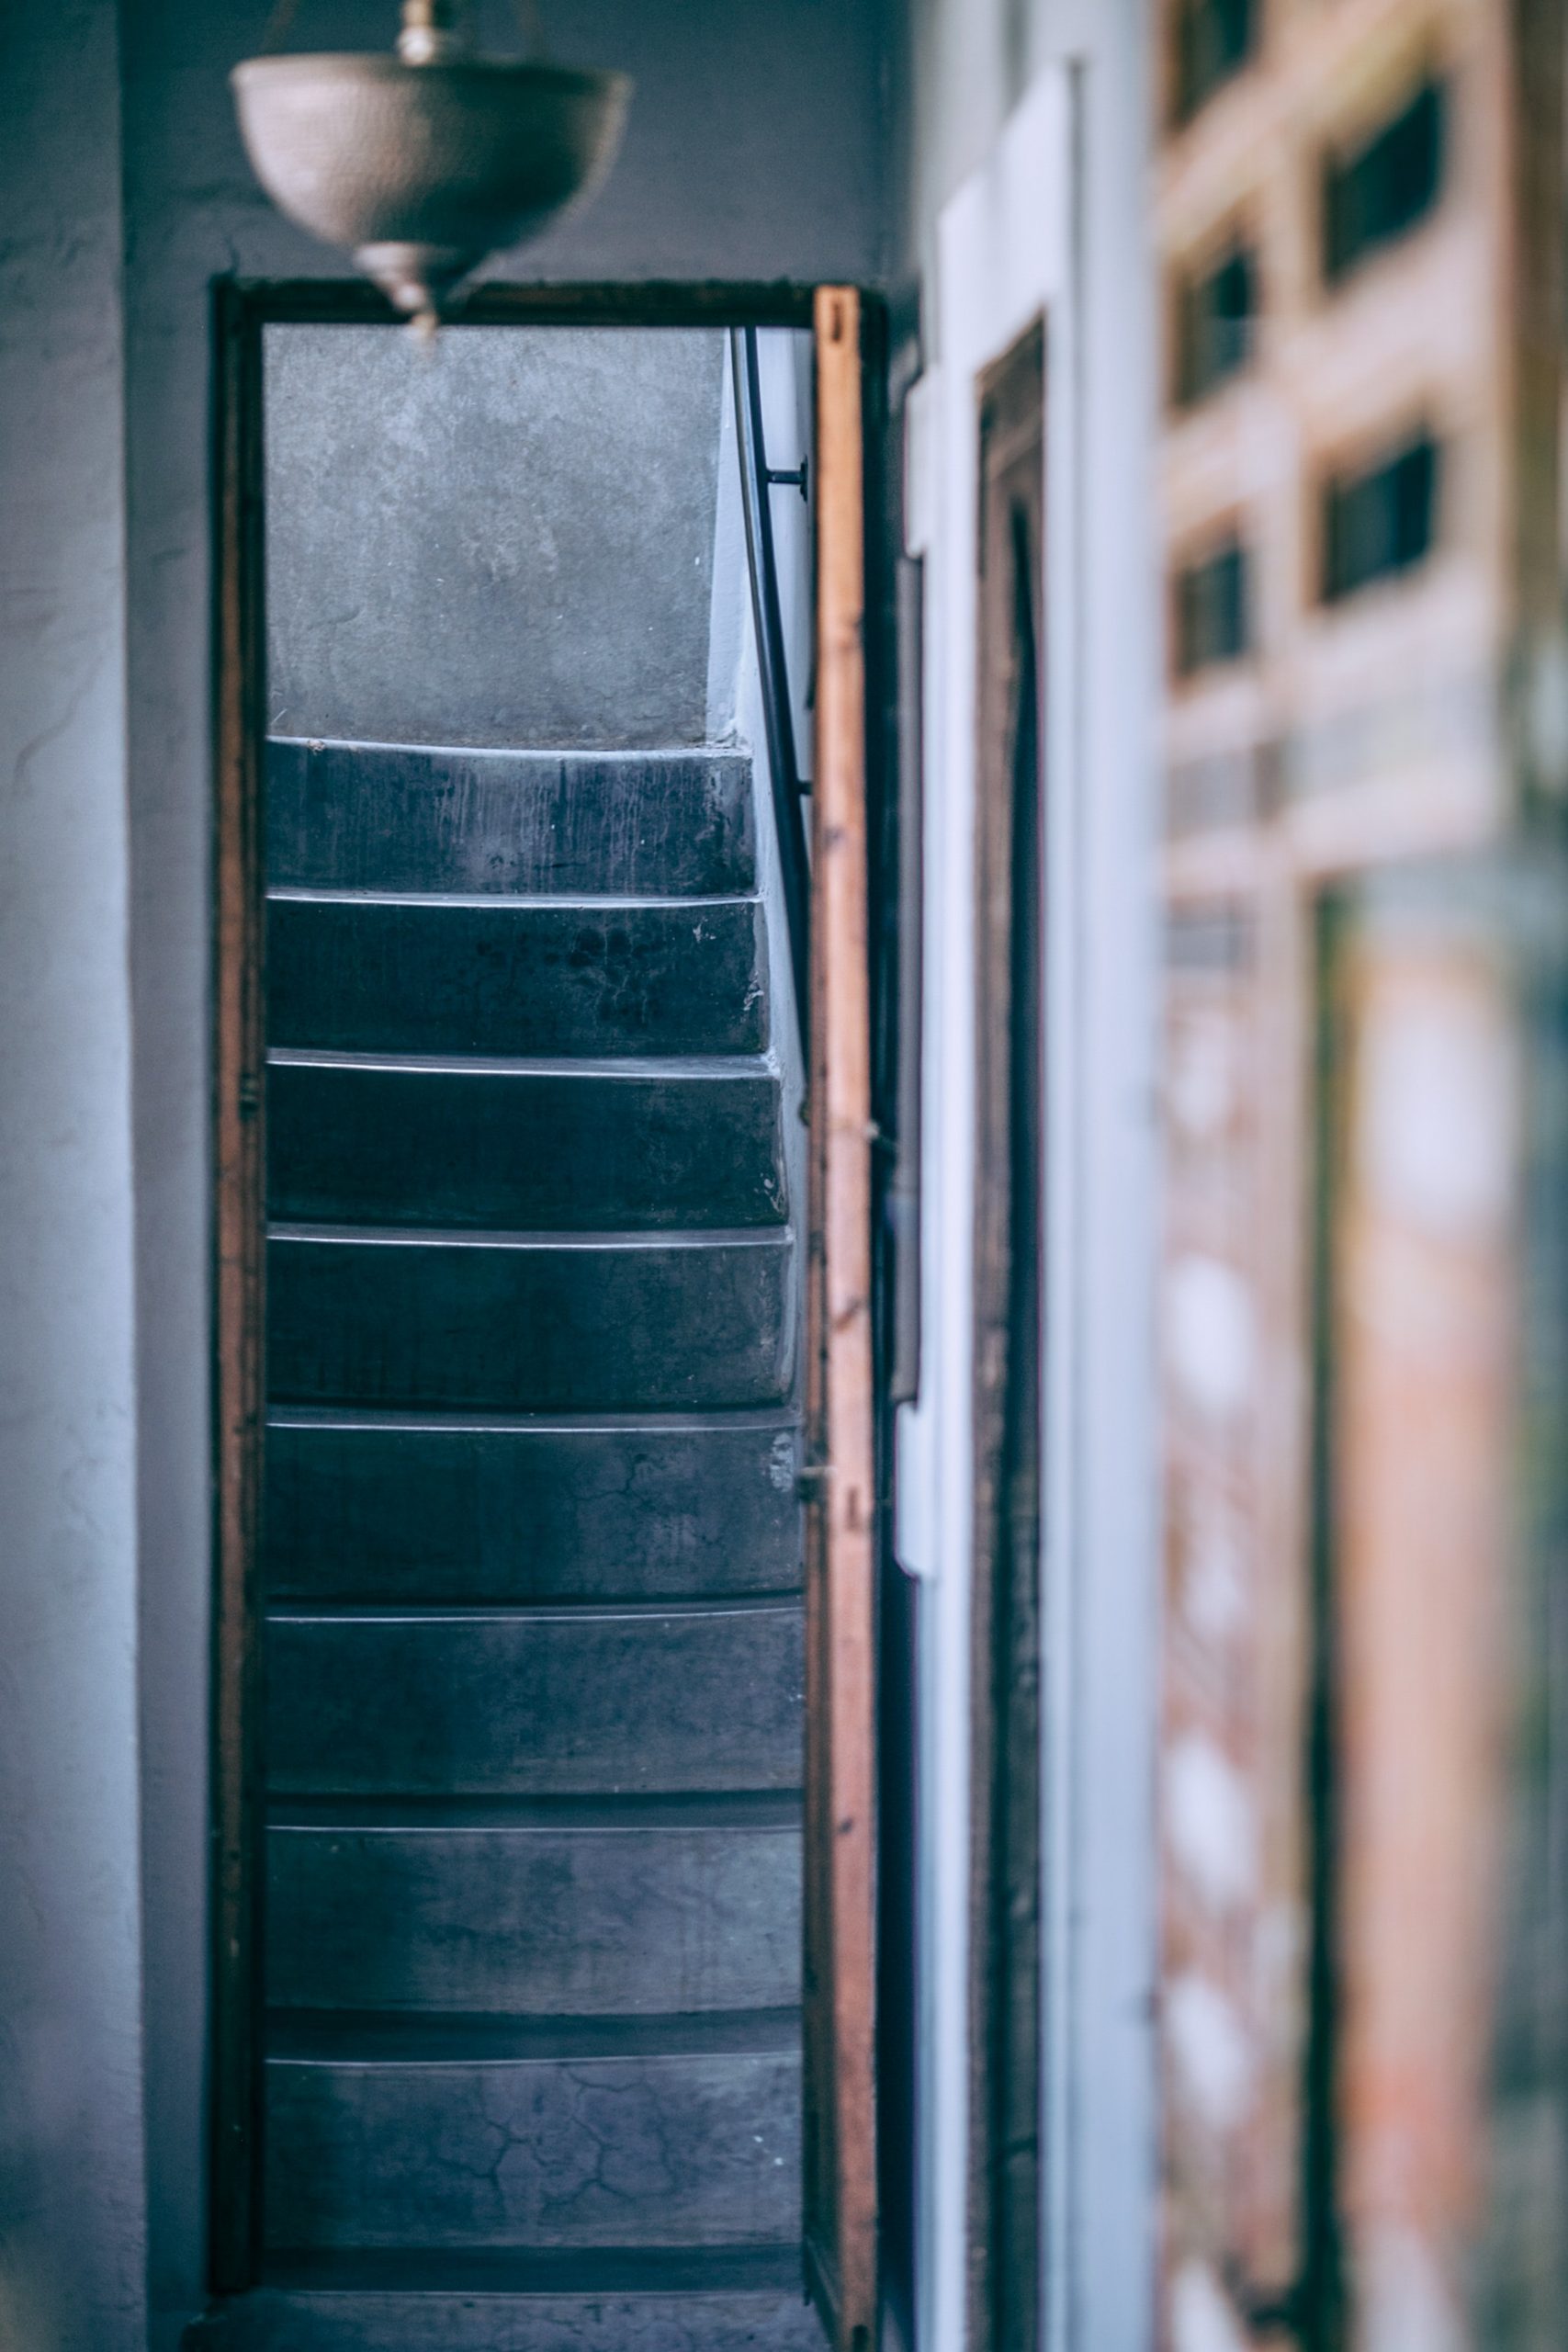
[268,1047,781,1080]
[268,1595,799,1626]
[267,2007,801,2065]
[267,736,754,773]
[266,1405,802,1434]
[268,887,761,912]
[269,1222,793,1253]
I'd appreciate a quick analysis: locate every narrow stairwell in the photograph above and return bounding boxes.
[201,735,823,2348]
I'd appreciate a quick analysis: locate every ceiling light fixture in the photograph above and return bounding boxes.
[232,0,631,335]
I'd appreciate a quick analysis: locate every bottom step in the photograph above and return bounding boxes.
[265,2013,800,2252]
[187,2248,825,2350]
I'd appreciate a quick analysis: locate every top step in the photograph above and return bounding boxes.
[267,741,755,899]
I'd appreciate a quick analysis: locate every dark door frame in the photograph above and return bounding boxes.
[209,275,882,2311]
[966,314,1046,2352]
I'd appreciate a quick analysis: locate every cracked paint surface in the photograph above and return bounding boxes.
[265,2052,801,2250]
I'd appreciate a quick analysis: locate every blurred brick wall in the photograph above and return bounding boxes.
[1153,1,1562,2346]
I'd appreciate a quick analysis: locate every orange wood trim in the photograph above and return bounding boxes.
[209,281,268,2295]
[804,281,879,2352]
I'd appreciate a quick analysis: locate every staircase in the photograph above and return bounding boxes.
[199,735,821,2349]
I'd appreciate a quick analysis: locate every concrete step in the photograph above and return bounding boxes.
[186,2250,824,2349]
[265,1601,805,1800]
[265,1795,801,2017]
[266,1053,786,1232]
[267,890,767,1060]
[266,1227,795,1415]
[266,740,757,899]
[262,2012,801,2254]
[264,1410,803,1607]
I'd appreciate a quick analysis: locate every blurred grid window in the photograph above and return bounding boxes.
[1324,78,1448,283]
[1322,433,1440,603]
[1176,537,1252,673]
[1175,240,1258,407]
[1173,0,1258,125]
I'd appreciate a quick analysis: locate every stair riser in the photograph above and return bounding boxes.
[267,741,757,899]
[187,2287,823,2351]
[266,1609,805,1798]
[267,1063,786,1232]
[266,1822,801,2015]
[267,1234,794,1415]
[265,1419,803,1605]
[265,2050,800,2251]
[268,897,767,1059]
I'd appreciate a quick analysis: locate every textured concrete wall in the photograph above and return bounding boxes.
[265,327,725,750]
[0,5,146,2348]
[114,2,888,2342]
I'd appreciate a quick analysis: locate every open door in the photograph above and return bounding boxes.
[803,282,879,2351]
[968,318,1044,2352]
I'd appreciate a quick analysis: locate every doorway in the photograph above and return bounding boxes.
[209,284,879,2352]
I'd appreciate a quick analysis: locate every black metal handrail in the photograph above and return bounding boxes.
[729,324,810,1058]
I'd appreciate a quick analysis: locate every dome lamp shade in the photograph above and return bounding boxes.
[231,0,631,331]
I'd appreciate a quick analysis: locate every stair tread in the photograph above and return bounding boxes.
[265,1412,802,1606]
[265,1594,804,1798]
[268,2008,800,2065]
[263,2016,801,2251]
[266,1796,802,2018]
[265,739,758,905]
[269,1792,802,1831]
[267,890,768,1060]
[257,2243,804,2295]
[267,1227,795,1412]
[191,2274,825,2352]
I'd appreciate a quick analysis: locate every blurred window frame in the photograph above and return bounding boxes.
[1321,72,1449,286]
[1170,0,1259,129]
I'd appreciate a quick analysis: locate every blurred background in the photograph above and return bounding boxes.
[1154,8,1568,2346]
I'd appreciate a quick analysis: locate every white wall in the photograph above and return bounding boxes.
[112,4,889,2342]
[0,6,147,2349]
[891,7,1159,2350]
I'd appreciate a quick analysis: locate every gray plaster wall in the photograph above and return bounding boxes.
[110,3,887,2345]
[265,327,726,750]
[0,5,147,2349]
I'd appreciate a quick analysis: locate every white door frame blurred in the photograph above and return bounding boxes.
[896,64,1159,2352]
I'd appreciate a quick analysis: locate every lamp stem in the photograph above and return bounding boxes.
[397,0,471,65]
